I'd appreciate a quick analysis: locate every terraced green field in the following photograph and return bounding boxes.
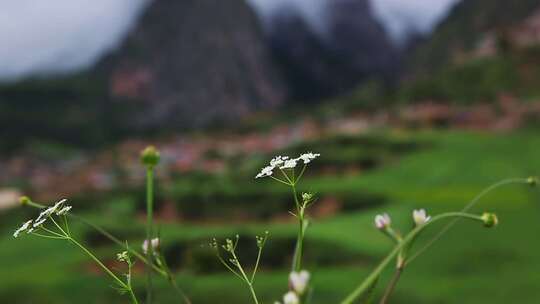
[1,130,539,303]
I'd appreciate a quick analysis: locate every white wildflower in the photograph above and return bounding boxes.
[142,238,160,254]
[256,165,274,179]
[374,213,391,229]
[413,209,431,226]
[280,158,298,169]
[13,220,33,238]
[56,206,72,216]
[283,291,299,304]
[33,199,67,228]
[297,152,320,164]
[289,270,310,295]
[270,156,288,167]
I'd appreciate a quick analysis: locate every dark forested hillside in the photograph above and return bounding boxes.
[0,0,285,151]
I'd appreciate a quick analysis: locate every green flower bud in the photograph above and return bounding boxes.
[140,146,160,167]
[481,212,498,228]
[19,196,31,206]
[527,176,538,187]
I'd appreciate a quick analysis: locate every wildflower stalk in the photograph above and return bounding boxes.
[379,266,403,304]
[291,183,305,272]
[406,177,529,265]
[21,198,167,276]
[341,211,488,304]
[212,233,268,304]
[231,250,260,304]
[69,237,127,292]
[145,166,155,303]
[141,146,160,304]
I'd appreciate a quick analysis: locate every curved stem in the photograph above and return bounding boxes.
[251,246,264,283]
[68,237,127,289]
[406,178,527,265]
[69,214,166,276]
[231,251,260,304]
[340,212,483,304]
[379,267,403,304]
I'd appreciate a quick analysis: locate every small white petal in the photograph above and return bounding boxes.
[413,209,430,226]
[13,220,33,238]
[283,291,299,304]
[289,270,310,294]
[374,213,391,229]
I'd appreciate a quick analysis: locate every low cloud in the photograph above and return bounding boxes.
[247,0,461,44]
[0,0,148,81]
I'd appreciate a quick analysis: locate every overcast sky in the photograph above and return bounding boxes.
[0,0,148,81]
[0,0,458,81]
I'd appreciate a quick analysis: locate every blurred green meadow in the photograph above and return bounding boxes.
[1,129,538,303]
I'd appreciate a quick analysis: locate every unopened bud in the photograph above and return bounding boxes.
[527,176,538,187]
[374,213,391,230]
[481,212,498,228]
[19,196,31,206]
[140,146,160,167]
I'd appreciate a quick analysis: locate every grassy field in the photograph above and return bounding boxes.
[1,129,539,303]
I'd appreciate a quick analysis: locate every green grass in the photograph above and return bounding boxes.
[1,129,539,303]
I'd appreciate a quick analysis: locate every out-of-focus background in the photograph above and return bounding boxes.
[1,0,540,303]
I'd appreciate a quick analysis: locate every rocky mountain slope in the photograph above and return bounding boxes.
[0,0,286,150]
[266,0,399,101]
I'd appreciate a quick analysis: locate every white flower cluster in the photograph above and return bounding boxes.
[255,153,320,179]
[13,199,72,238]
[275,270,310,304]
[142,238,160,254]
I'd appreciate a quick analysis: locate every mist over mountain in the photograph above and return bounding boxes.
[247,0,460,46]
[0,0,461,81]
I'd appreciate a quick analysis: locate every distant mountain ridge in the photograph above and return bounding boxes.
[406,0,540,78]
[0,0,286,150]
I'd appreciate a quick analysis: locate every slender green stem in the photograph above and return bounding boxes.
[270,176,292,186]
[341,212,484,304]
[296,164,307,183]
[32,232,67,240]
[158,254,192,304]
[280,168,294,185]
[291,184,305,271]
[145,167,155,304]
[69,214,166,276]
[406,178,528,265]
[231,251,260,304]
[49,216,68,237]
[250,247,263,283]
[215,252,243,280]
[68,237,127,290]
[40,226,67,238]
[379,266,403,304]
[128,289,139,304]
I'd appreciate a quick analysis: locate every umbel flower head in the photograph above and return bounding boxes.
[289,270,310,295]
[13,198,72,238]
[374,213,391,230]
[255,152,320,179]
[413,209,431,226]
